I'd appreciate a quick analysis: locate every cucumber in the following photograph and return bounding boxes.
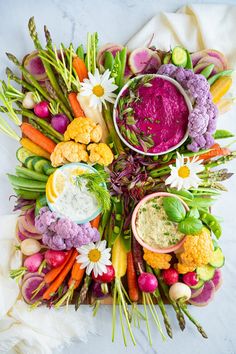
[7,174,46,190]
[35,194,47,215]
[13,188,40,200]
[172,46,188,67]
[25,156,35,170]
[16,147,34,164]
[15,166,48,182]
[32,157,49,173]
[43,162,56,176]
[196,264,215,281]
[189,279,205,290]
[209,247,225,268]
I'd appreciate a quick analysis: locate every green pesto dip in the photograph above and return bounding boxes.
[136,197,185,249]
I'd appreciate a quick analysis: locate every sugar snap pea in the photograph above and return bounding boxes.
[208,69,234,85]
[200,64,215,78]
[213,129,234,139]
[199,210,222,239]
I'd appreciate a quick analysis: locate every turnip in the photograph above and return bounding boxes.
[188,281,215,306]
[44,250,67,268]
[169,282,191,302]
[162,268,179,285]
[34,101,50,119]
[21,276,48,304]
[21,239,41,256]
[51,114,69,134]
[22,92,37,109]
[138,272,158,293]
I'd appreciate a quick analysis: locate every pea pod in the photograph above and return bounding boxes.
[109,196,124,246]
[167,188,194,200]
[213,129,234,139]
[13,188,40,200]
[200,64,215,79]
[185,50,193,70]
[76,44,84,60]
[104,51,114,71]
[208,69,234,85]
[199,210,222,239]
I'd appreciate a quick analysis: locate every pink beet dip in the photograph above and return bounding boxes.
[115,75,190,154]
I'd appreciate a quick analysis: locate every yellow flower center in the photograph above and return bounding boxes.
[92,84,104,97]
[88,249,101,262]
[178,166,190,178]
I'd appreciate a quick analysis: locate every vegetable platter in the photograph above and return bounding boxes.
[0,17,235,347]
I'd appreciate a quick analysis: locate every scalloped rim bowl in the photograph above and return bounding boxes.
[131,192,189,254]
[113,74,192,156]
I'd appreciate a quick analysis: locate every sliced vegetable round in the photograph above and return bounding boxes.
[196,264,215,281]
[209,247,225,268]
[171,47,188,67]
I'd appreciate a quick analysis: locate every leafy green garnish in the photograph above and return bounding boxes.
[76,170,111,213]
[178,217,203,235]
[162,197,186,223]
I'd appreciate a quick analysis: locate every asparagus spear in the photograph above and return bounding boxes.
[75,275,91,311]
[154,269,185,331]
[44,25,53,50]
[6,67,35,92]
[180,303,208,339]
[146,265,173,338]
[28,17,70,112]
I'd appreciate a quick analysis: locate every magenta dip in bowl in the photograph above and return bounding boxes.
[114,74,192,156]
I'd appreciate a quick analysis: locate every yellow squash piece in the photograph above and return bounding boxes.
[210,76,232,104]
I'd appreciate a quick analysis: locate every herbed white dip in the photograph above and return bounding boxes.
[136,197,185,248]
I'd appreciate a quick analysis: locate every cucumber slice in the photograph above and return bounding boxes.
[43,162,56,176]
[25,156,35,170]
[16,147,34,164]
[190,279,205,290]
[209,247,225,268]
[32,157,49,173]
[172,46,188,67]
[197,264,215,281]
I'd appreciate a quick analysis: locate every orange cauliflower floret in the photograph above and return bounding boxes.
[64,117,102,144]
[87,143,114,166]
[175,227,214,274]
[50,142,88,167]
[143,248,172,269]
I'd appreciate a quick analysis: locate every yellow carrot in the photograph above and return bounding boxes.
[20,138,51,160]
[210,76,232,104]
[112,236,127,278]
[216,97,236,114]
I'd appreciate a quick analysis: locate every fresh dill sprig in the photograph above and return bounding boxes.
[76,170,111,213]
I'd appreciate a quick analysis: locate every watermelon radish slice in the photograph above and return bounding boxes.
[24,51,47,81]
[17,229,27,242]
[191,286,204,299]
[18,220,42,240]
[191,49,228,70]
[212,269,223,291]
[188,281,215,306]
[23,272,44,283]
[128,48,161,74]
[198,56,223,72]
[21,276,47,304]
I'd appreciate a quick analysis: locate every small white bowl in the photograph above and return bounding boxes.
[113,74,192,156]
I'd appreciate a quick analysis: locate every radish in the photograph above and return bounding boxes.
[22,92,37,109]
[169,282,191,302]
[212,269,223,291]
[21,276,48,304]
[44,250,67,268]
[162,268,179,285]
[198,56,223,72]
[92,265,115,284]
[23,272,44,283]
[18,220,42,240]
[21,239,41,256]
[138,272,158,293]
[92,282,109,299]
[183,272,198,287]
[128,48,161,74]
[34,101,50,119]
[191,286,204,299]
[51,114,69,134]
[24,51,47,81]
[10,253,44,281]
[188,281,215,306]
[193,63,217,76]
[17,229,27,242]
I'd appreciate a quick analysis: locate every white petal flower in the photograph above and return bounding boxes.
[79,68,118,112]
[165,153,204,191]
[76,240,111,277]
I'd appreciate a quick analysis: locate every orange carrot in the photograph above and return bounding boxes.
[68,262,85,289]
[72,57,88,82]
[68,92,85,118]
[43,249,78,300]
[21,123,56,154]
[127,251,139,302]
[193,143,230,161]
[90,214,101,229]
[20,138,51,159]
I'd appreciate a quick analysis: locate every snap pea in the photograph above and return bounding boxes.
[104,51,114,71]
[35,194,47,215]
[7,174,46,190]
[208,69,234,85]
[185,50,193,70]
[15,166,48,182]
[13,188,40,200]
[200,64,215,79]
[213,129,234,139]
[167,188,194,200]
[186,197,215,209]
[76,44,85,60]
[199,210,222,239]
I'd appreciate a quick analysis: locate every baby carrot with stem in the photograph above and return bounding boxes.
[127,251,139,302]
[68,92,85,118]
[21,123,56,154]
[72,56,88,82]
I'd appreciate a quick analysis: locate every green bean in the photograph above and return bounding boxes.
[200,64,215,79]
[199,210,222,239]
[213,129,234,139]
[208,69,234,85]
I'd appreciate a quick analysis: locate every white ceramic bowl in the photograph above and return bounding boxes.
[113,74,192,156]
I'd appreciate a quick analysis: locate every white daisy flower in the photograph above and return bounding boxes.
[76,240,112,277]
[79,68,118,112]
[165,152,204,191]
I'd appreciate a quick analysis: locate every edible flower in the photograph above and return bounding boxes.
[79,69,117,112]
[165,153,204,190]
[77,240,112,277]
[143,248,172,269]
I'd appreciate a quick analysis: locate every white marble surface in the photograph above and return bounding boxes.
[0,0,236,353]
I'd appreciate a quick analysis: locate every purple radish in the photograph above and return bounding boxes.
[191,51,206,66]
[21,276,48,304]
[188,281,215,306]
[51,114,69,134]
[22,208,39,234]
[24,51,47,81]
[18,220,42,240]
[23,272,45,283]
[92,282,109,299]
[138,272,158,293]
[144,52,162,74]
[129,48,161,74]
[212,269,223,291]
[34,101,50,119]
[97,43,124,69]
[191,286,204,299]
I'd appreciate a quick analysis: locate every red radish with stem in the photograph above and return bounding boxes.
[51,114,69,134]
[34,101,50,118]
[137,264,158,293]
[183,272,198,287]
[92,265,115,283]
[163,268,179,285]
[10,253,44,281]
[44,250,68,268]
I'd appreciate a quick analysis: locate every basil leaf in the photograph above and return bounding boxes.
[178,217,203,235]
[187,207,200,219]
[163,197,186,223]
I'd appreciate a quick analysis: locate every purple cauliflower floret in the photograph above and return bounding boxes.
[157,64,177,77]
[55,218,79,239]
[188,107,209,138]
[52,235,66,250]
[35,207,57,233]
